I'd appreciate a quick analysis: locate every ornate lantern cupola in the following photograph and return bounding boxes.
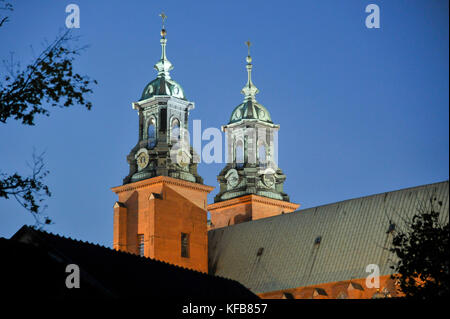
[228,43,272,124]
[208,41,299,229]
[122,14,203,185]
[140,16,185,101]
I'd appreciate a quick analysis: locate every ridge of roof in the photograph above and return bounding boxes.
[14,225,240,283]
[209,180,449,232]
[296,179,449,213]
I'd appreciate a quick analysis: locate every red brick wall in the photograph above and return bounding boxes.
[208,195,299,229]
[258,275,401,299]
[112,176,213,273]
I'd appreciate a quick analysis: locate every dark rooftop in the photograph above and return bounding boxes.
[1,225,258,299]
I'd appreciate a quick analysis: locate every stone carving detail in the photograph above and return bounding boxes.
[225,169,239,190]
[176,149,191,170]
[259,167,276,189]
[262,174,275,189]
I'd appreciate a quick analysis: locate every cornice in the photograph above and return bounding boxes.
[208,194,299,211]
[112,176,214,194]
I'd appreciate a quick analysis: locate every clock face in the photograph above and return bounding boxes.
[136,151,150,169]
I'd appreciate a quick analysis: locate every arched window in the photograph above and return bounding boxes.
[235,140,244,168]
[258,143,266,168]
[170,118,180,143]
[147,118,156,149]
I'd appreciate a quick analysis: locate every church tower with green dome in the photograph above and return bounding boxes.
[122,18,203,185]
[214,42,292,202]
[112,15,213,272]
[208,42,299,229]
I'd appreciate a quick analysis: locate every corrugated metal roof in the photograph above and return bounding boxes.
[208,181,449,294]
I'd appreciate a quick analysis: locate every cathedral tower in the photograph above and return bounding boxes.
[208,42,299,229]
[112,16,213,273]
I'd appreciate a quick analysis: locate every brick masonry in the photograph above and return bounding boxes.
[112,176,214,273]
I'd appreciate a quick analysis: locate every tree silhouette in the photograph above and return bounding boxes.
[0,2,97,227]
[390,196,449,299]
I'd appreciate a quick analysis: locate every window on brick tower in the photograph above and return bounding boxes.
[181,233,190,258]
[137,234,144,257]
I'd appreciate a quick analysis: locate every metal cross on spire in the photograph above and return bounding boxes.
[159,12,167,38]
[155,12,172,77]
[159,12,167,29]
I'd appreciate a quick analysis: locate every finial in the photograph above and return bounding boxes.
[245,41,252,63]
[241,40,259,101]
[154,12,173,78]
[159,12,167,38]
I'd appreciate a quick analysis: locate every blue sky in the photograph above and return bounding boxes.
[0,0,448,247]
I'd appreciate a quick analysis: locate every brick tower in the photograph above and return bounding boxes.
[208,42,299,229]
[112,17,213,273]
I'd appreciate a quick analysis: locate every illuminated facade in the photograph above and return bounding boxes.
[111,18,449,299]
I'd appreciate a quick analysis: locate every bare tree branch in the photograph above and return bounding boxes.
[0,29,97,125]
[0,2,96,228]
[0,150,52,227]
[0,0,12,28]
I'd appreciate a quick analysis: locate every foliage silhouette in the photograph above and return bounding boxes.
[0,2,96,227]
[390,197,449,299]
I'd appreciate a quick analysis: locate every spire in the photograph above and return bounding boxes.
[154,12,173,79]
[241,41,259,102]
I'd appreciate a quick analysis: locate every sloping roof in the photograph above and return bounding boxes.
[4,226,258,299]
[208,181,449,294]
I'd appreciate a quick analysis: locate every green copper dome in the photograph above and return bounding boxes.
[141,77,186,101]
[140,29,186,101]
[229,100,272,124]
[228,43,272,124]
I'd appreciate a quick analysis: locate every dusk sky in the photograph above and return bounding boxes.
[0,0,448,247]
